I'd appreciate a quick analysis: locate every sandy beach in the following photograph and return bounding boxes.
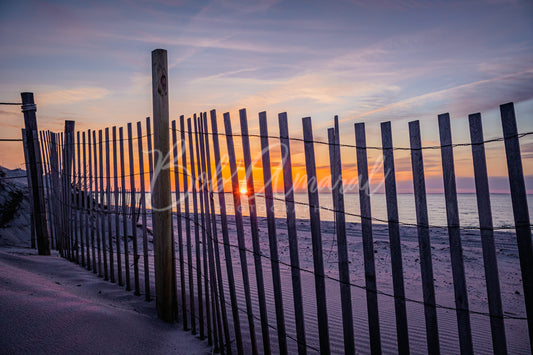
[1,167,530,354]
[200,214,529,354]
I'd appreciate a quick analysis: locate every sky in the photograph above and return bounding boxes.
[1,0,532,193]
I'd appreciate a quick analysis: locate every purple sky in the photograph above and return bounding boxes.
[0,0,532,192]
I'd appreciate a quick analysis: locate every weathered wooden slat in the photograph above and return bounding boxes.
[195,115,210,342]
[119,127,130,289]
[48,131,57,250]
[40,131,52,250]
[57,132,63,252]
[69,132,79,264]
[204,119,223,355]
[68,127,74,259]
[39,131,52,251]
[75,130,81,263]
[105,128,114,282]
[70,128,75,260]
[127,123,140,295]
[39,130,47,250]
[468,113,507,354]
[50,131,58,250]
[43,130,53,251]
[74,130,80,263]
[45,133,53,249]
[205,110,231,353]
[50,131,57,251]
[83,131,91,270]
[63,133,68,256]
[41,130,50,250]
[145,116,155,240]
[198,113,219,349]
[29,130,38,250]
[70,126,76,260]
[113,127,123,286]
[500,102,533,350]
[61,132,67,256]
[25,128,37,248]
[68,130,79,263]
[44,131,54,251]
[146,117,154,190]
[138,121,151,301]
[37,130,46,251]
[224,111,258,355]
[302,116,330,355]
[180,116,193,332]
[145,117,154,294]
[51,131,59,250]
[56,132,62,254]
[99,130,109,280]
[327,124,355,355]
[51,131,59,251]
[380,121,410,354]
[93,130,102,276]
[69,127,75,259]
[65,123,75,260]
[210,111,243,354]
[355,122,382,355]
[51,133,61,253]
[41,131,51,250]
[23,129,35,249]
[57,132,62,254]
[279,112,307,355]
[171,120,183,309]
[55,132,62,252]
[89,130,97,273]
[258,111,287,355]
[60,132,65,256]
[188,117,203,335]
[438,113,473,354]
[239,108,271,354]
[63,130,69,258]
[202,112,223,352]
[145,116,156,296]
[409,120,439,355]
[49,131,58,250]
[21,92,50,255]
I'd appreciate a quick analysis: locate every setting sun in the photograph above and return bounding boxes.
[240,188,247,194]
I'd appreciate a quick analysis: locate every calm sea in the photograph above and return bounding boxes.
[145,192,533,231]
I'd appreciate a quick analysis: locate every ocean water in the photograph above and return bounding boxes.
[144,192,533,231]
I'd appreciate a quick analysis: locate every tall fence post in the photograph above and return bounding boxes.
[21,92,50,255]
[151,48,177,322]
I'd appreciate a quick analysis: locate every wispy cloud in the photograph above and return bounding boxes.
[337,69,533,124]
[38,87,110,106]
